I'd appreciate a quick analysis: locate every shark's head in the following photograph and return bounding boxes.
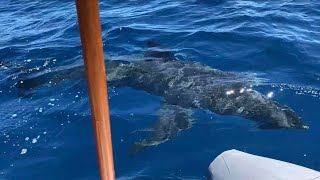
[281,107,308,129]
[227,89,309,130]
[260,104,308,130]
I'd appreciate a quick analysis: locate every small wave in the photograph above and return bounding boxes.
[271,83,320,99]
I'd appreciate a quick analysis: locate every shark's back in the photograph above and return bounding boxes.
[124,59,249,108]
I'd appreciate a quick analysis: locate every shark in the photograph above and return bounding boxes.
[10,41,308,153]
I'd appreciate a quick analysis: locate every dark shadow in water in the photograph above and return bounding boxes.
[194,0,225,6]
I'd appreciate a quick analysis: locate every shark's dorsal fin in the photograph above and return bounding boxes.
[144,40,177,62]
[147,40,158,48]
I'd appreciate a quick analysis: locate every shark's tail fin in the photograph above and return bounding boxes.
[0,59,24,75]
[0,59,10,67]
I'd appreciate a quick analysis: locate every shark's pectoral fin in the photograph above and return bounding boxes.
[131,104,194,154]
[107,75,132,88]
[130,128,155,134]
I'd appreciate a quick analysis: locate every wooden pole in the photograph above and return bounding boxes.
[75,0,115,179]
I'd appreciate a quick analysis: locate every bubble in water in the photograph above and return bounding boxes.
[20,149,27,155]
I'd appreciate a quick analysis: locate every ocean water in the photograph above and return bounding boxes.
[1,0,320,179]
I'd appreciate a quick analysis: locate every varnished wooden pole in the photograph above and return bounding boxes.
[75,0,115,179]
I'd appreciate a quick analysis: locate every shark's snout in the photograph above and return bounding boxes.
[282,108,307,129]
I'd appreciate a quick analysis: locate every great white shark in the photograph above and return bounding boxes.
[10,41,308,153]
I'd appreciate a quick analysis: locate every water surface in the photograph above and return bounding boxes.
[0,0,320,179]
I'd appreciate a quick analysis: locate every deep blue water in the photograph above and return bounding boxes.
[1,0,320,179]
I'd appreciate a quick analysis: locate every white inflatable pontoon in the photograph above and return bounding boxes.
[209,149,320,180]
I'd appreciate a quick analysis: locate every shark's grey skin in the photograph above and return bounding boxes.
[14,44,307,153]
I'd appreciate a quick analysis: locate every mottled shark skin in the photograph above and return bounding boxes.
[14,42,308,153]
